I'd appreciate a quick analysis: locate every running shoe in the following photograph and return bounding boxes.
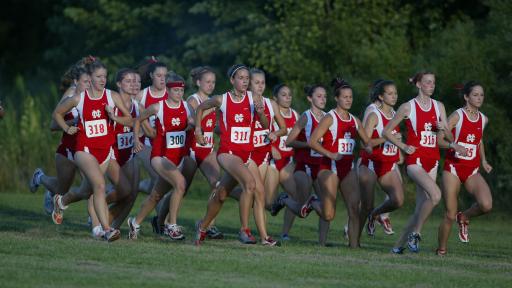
[366,214,376,236]
[343,224,349,240]
[238,228,257,244]
[270,193,288,216]
[104,228,121,242]
[436,248,447,256]
[52,194,66,225]
[164,224,185,240]
[281,234,291,241]
[194,220,207,246]
[92,225,105,240]
[407,232,421,253]
[206,226,224,239]
[300,194,318,218]
[43,190,53,215]
[391,247,405,254]
[377,215,394,235]
[127,217,140,240]
[456,212,469,243]
[262,236,280,246]
[29,168,43,193]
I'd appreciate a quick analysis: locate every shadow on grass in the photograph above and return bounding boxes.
[0,204,87,234]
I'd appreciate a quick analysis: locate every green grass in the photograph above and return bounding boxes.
[0,192,511,288]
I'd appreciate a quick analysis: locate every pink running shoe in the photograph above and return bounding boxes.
[456,212,469,243]
[377,215,394,235]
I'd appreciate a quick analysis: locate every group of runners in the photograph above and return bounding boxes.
[29,56,493,255]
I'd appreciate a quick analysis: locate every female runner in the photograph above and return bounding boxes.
[51,57,134,241]
[30,63,90,214]
[383,71,454,253]
[266,84,300,240]
[194,64,277,246]
[304,78,371,248]
[436,81,492,255]
[127,72,193,240]
[361,80,404,237]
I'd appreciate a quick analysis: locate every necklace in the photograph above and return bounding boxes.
[417,96,430,108]
[311,109,324,120]
[231,90,243,101]
[464,106,479,118]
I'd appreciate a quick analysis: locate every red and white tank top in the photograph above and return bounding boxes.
[218,91,254,152]
[60,95,80,149]
[187,93,216,150]
[445,108,485,167]
[405,98,441,160]
[272,108,298,158]
[76,89,115,149]
[140,87,168,145]
[295,109,324,164]
[253,97,275,150]
[369,109,400,163]
[155,100,191,157]
[322,110,358,162]
[360,103,378,159]
[113,99,139,151]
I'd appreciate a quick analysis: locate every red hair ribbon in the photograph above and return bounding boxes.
[166,81,185,88]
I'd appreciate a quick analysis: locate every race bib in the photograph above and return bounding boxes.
[117,132,134,150]
[278,136,292,152]
[420,131,437,148]
[338,138,355,155]
[149,115,156,128]
[166,131,186,149]
[196,132,213,148]
[253,129,270,147]
[455,142,477,161]
[85,119,108,138]
[310,137,323,157]
[231,127,251,144]
[382,141,398,156]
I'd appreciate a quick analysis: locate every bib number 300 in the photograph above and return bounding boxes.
[166,131,186,149]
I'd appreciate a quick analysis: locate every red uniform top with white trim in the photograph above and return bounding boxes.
[76,89,115,150]
[252,98,274,152]
[359,103,378,160]
[405,98,441,160]
[59,98,79,150]
[152,100,191,161]
[321,110,358,162]
[218,91,254,152]
[295,110,325,165]
[186,93,216,152]
[445,108,485,167]
[140,87,168,145]
[369,109,400,163]
[272,108,298,159]
[113,99,139,153]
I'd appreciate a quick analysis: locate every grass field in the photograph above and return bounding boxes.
[0,192,511,288]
